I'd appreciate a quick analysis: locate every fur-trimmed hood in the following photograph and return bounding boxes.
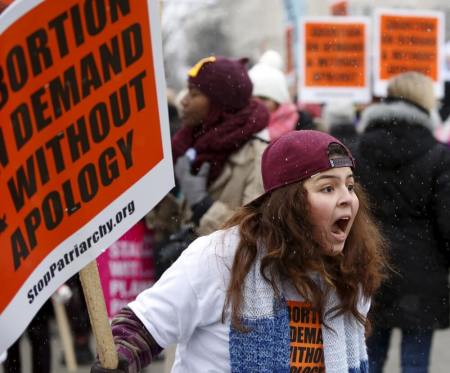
[357,99,436,169]
[358,99,433,133]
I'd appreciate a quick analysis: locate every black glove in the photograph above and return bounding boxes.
[90,357,129,373]
[155,225,197,279]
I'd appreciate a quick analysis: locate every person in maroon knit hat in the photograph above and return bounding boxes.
[171,56,270,226]
[146,56,270,277]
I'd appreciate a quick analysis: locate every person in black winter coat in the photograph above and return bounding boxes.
[354,72,450,373]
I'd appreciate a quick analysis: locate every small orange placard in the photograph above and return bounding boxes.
[285,24,295,75]
[304,22,365,87]
[379,14,438,80]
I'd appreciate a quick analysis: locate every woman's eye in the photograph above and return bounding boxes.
[347,184,355,192]
[321,186,333,193]
[188,90,198,98]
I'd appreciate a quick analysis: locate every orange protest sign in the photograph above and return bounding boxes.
[299,17,370,103]
[374,9,445,97]
[0,0,173,354]
[285,24,295,76]
[380,15,438,79]
[288,301,325,371]
[329,1,348,16]
[304,23,365,87]
[285,23,297,96]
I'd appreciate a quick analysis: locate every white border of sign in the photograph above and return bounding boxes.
[0,0,174,354]
[373,8,445,98]
[298,16,371,104]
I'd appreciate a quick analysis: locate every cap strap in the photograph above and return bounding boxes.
[329,156,354,168]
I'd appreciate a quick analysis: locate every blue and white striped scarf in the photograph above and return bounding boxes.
[229,253,370,373]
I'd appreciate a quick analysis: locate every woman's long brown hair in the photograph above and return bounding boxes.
[222,173,388,332]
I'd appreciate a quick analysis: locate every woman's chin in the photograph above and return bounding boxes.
[323,241,345,256]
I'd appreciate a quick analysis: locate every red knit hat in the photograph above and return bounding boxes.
[188,56,253,112]
[258,130,355,197]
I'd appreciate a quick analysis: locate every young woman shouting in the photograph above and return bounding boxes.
[92,130,387,373]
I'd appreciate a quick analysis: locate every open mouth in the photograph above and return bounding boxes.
[330,217,350,241]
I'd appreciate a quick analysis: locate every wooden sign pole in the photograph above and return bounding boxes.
[79,260,119,369]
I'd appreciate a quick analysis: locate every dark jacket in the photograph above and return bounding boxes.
[355,99,450,329]
[329,123,359,154]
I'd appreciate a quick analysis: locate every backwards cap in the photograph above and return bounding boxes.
[260,130,355,195]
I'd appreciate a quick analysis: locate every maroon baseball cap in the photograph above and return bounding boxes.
[255,130,355,201]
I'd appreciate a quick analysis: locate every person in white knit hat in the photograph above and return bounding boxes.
[249,50,300,141]
[258,49,284,70]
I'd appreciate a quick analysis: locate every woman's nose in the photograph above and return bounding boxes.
[180,94,189,107]
[338,188,352,205]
